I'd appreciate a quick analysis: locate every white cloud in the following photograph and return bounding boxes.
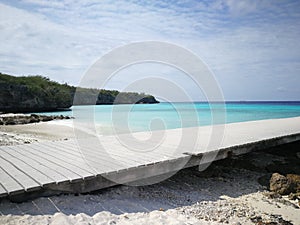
[21,0,65,8]
[0,0,300,100]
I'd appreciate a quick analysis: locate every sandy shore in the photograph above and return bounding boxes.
[0,121,299,224]
[0,120,76,145]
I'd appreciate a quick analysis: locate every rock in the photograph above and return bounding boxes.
[29,117,40,123]
[0,114,72,125]
[250,216,263,224]
[250,215,293,225]
[288,192,300,200]
[40,116,53,122]
[270,173,300,195]
[263,191,282,199]
[5,118,16,125]
[286,174,300,193]
[269,173,292,195]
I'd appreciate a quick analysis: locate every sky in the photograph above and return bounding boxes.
[0,0,300,101]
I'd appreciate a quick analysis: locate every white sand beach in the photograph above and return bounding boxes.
[0,120,76,145]
[0,121,300,225]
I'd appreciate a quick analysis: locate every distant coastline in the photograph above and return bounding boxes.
[0,73,159,113]
[162,101,300,104]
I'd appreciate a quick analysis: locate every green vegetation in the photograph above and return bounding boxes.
[0,73,159,113]
[74,87,159,105]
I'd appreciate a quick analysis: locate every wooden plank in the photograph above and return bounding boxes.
[20,144,91,180]
[79,147,137,172]
[96,136,171,162]
[43,142,125,173]
[0,183,7,197]
[61,139,140,166]
[11,145,81,182]
[0,149,54,186]
[4,146,68,183]
[47,138,183,172]
[42,140,137,175]
[0,157,39,192]
[53,140,79,151]
[108,144,178,162]
[105,144,162,163]
[74,135,181,161]
[41,141,112,175]
[79,138,152,167]
[84,145,141,166]
[147,145,188,159]
[0,166,23,195]
[50,141,131,171]
[30,143,96,178]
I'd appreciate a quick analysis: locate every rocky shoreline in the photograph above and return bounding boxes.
[0,113,72,125]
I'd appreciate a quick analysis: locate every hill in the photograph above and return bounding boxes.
[74,88,159,105]
[0,73,159,113]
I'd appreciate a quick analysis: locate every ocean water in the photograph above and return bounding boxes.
[36,102,300,133]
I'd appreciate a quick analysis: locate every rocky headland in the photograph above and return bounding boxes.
[0,73,159,113]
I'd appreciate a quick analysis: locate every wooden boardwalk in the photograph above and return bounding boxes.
[0,117,300,199]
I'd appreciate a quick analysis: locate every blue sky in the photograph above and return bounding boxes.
[0,0,300,101]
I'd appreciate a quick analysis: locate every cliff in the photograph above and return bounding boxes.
[0,73,159,113]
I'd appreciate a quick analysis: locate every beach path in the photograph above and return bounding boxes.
[0,117,300,199]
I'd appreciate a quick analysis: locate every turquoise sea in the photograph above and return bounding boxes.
[36,102,300,133]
